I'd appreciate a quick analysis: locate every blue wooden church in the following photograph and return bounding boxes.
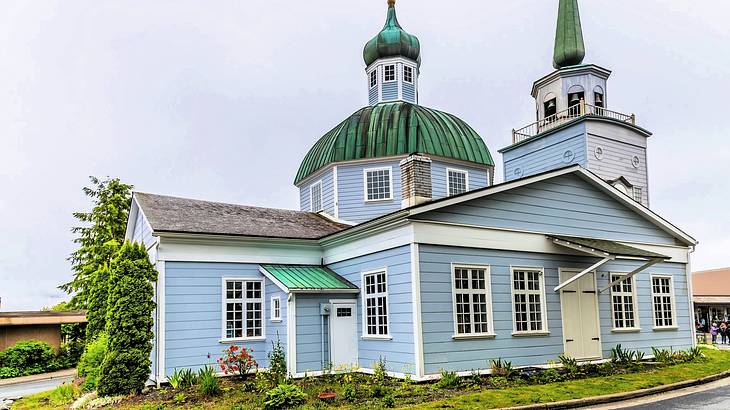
[126,0,698,383]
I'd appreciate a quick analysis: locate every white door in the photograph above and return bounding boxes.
[560,270,602,360]
[330,302,358,368]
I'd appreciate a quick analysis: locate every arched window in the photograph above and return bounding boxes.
[567,85,585,111]
[593,86,605,108]
[543,92,557,119]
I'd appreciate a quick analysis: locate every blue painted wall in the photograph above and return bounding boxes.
[382,81,398,101]
[431,160,489,199]
[417,173,678,245]
[295,294,332,374]
[369,85,378,105]
[329,245,415,374]
[131,206,154,247]
[337,160,402,223]
[164,262,287,377]
[503,124,586,181]
[403,82,415,103]
[299,168,335,215]
[418,244,691,375]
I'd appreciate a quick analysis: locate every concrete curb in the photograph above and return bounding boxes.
[500,370,730,410]
[0,369,75,387]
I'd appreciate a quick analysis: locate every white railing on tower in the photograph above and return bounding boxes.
[511,100,636,144]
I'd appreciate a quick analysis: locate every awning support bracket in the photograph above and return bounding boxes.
[554,256,614,292]
[598,258,664,294]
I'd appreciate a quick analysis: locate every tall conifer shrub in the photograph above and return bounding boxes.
[97,242,157,396]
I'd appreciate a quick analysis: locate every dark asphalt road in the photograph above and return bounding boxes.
[623,384,730,409]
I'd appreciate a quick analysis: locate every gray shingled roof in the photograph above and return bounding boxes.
[134,192,349,240]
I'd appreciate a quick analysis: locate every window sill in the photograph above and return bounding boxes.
[611,328,641,333]
[653,326,679,331]
[361,335,393,341]
[511,331,550,337]
[270,319,282,323]
[219,337,266,344]
[452,333,496,340]
[364,198,393,204]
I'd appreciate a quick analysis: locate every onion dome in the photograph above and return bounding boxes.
[363,0,421,67]
[295,101,494,184]
[553,0,585,69]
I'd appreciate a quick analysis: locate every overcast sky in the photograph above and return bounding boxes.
[1,1,728,310]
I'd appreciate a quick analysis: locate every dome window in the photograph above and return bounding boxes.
[370,70,378,89]
[403,66,414,84]
[384,65,396,82]
[364,167,393,201]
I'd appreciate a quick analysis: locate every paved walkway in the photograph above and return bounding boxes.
[0,369,75,399]
[588,375,730,409]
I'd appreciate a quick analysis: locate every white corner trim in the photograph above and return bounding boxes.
[332,166,339,219]
[287,293,297,375]
[156,260,166,383]
[686,248,697,347]
[410,243,425,379]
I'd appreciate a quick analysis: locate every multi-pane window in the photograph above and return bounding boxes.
[512,269,546,333]
[447,169,468,196]
[384,65,395,82]
[403,66,413,83]
[453,266,492,336]
[364,271,388,336]
[271,296,281,322]
[370,70,378,88]
[652,276,675,328]
[310,181,323,212]
[364,168,392,201]
[633,187,642,203]
[611,275,638,329]
[224,280,263,339]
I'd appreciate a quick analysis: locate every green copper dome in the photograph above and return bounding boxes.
[363,0,421,67]
[295,101,494,184]
[553,0,585,69]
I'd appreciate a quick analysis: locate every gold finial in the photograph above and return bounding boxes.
[388,0,396,7]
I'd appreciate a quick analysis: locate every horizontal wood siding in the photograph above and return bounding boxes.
[431,160,489,199]
[418,173,677,245]
[295,294,331,373]
[369,86,378,105]
[403,82,416,103]
[382,82,398,101]
[418,244,691,375]
[586,133,649,207]
[503,124,586,181]
[164,262,286,377]
[337,160,402,223]
[329,245,415,373]
[299,168,334,215]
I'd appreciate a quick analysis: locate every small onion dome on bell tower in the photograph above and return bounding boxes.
[363,0,421,68]
[553,0,585,69]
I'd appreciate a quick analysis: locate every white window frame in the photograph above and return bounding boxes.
[369,69,378,89]
[361,268,391,340]
[363,166,393,202]
[310,180,323,212]
[510,266,549,335]
[609,273,640,332]
[446,167,469,196]
[383,64,396,82]
[403,65,414,84]
[450,264,495,339]
[221,278,265,342]
[271,295,281,322]
[651,275,678,330]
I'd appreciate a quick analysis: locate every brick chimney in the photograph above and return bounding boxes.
[400,154,432,208]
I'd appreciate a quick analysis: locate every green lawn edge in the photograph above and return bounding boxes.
[12,347,730,410]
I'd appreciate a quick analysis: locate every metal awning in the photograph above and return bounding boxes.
[550,235,669,293]
[259,264,359,294]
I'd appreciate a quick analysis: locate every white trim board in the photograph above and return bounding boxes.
[410,243,425,379]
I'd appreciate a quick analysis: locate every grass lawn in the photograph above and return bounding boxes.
[12,347,730,410]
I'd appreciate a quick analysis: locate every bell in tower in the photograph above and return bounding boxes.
[499,0,652,207]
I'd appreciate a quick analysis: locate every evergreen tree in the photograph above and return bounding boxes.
[97,242,157,396]
[61,177,132,315]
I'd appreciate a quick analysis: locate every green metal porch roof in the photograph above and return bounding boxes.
[260,264,359,293]
[295,101,494,185]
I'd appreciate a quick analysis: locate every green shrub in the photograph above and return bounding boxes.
[381,393,396,408]
[267,335,287,384]
[535,368,564,384]
[263,383,306,409]
[97,242,157,396]
[48,383,80,406]
[198,366,221,397]
[0,340,56,374]
[77,333,108,390]
[435,369,460,389]
[373,356,388,384]
[342,383,357,402]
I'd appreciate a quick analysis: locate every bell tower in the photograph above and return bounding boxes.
[500,0,652,207]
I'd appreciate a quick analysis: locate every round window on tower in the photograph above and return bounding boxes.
[594,146,604,160]
[632,156,640,168]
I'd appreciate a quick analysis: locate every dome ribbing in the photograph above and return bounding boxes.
[363,1,421,67]
[295,102,493,184]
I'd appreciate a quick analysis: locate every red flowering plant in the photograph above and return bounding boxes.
[217,345,258,378]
